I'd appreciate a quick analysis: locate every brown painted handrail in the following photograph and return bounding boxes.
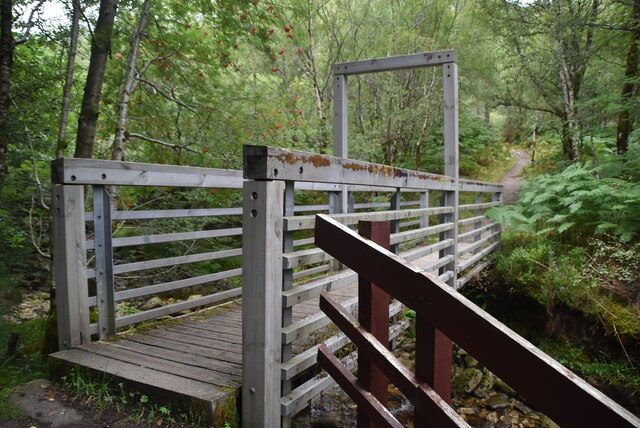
[314,213,640,427]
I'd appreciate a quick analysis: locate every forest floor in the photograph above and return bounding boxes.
[1,151,531,428]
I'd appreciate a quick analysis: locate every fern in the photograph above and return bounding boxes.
[489,160,639,242]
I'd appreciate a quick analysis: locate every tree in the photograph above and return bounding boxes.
[616,0,640,155]
[0,0,44,189]
[74,0,119,159]
[55,0,82,159]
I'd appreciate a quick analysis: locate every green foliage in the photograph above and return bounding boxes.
[538,340,640,396]
[489,160,640,243]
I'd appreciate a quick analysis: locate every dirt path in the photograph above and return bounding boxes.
[500,150,530,205]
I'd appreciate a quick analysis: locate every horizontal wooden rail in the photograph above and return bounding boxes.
[285,206,454,231]
[52,157,244,188]
[87,248,242,278]
[244,146,457,190]
[87,227,242,250]
[390,223,454,245]
[88,268,242,306]
[458,201,500,212]
[458,232,500,257]
[314,213,640,427]
[84,207,243,222]
[458,222,495,241]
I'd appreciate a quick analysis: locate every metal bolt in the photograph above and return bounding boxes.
[250,387,256,394]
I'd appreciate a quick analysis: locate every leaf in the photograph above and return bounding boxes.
[557,222,575,233]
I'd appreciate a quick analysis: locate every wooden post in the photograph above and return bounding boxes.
[418,61,458,421]
[419,191,429,228]
[242,180,284,428]
[281,181,294,428]
[93,185,116,339]
[474,193,483,243]
[389,190,400,255]
[52,185,89,350]
[333,73,349,214]
[357,221,390,428]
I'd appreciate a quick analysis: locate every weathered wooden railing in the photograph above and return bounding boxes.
[51,158,246,349]
[241,145,503,426]
[315,214,640,427]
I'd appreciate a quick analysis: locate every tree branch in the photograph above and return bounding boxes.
[127,132,202,155]
[14,0,46,46]
[137,77,196,112]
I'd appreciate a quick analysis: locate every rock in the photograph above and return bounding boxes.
[140,296,164,311]
[494,376,517,396]
[10,379,85,428]
[311,417,341,427]
[187,294,204,301]
[485,411,499,423]
[472,370,495,398]
[513,400,532,414]
[453,368,483,395]
[488,392,511,410]
[463,354,480,368]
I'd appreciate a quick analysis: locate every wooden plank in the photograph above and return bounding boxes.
[457,215,485,227]
[457,258,494,290]
[49,349,228,403]
[402,239,454,263]
[283,248,332,269]
[244,145,456,190]
[168,324,242,345]
[124,329,242,370]
[283,270,357,308]
[93,185,116,339]
[78,342,239,387]
[280,352,358,417]
[459,179,502,193]
[87,227,243,250]
[282,296,359,345]
[315,214,640,427]
[105,248,242,276]
[85,207,243,222]
[458,232,500,257]
[88,270,242,305]
[333,73,348,158]
[457,241,500,272]
[458,222,495,241]
[458,201,500,212]
[333,50,456,75]
[390,223,454,245]
[130,332,242,364]
[357,221,391,419]
[292,264,329,281]
[419,255,454,274]
[241,180,283,427]
[113,288,242,327]
[52,185,90,349]
[51,157,243,188]
[285,206,454,231]
[110,338,242,378]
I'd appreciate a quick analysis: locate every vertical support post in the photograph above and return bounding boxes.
[474,193,483,243]
[419,191,429,229]
[333,73,349,214]
[281,181,295,428]
[357,221,390,428]
[242,180,284,428]
[53,185,89,350]
[93,185,116,339]
[389,190,401,255]
[418,61,458,419]
[328,190,344,271]
[492,191,502,248]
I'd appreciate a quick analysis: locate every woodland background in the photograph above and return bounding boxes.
[1,0,640,422]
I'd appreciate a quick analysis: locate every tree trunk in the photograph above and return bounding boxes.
[56,0,81,159]
[73,0,119,159]
[616,0,640,156]
[0,0,13,190]
[111,0,152,162]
